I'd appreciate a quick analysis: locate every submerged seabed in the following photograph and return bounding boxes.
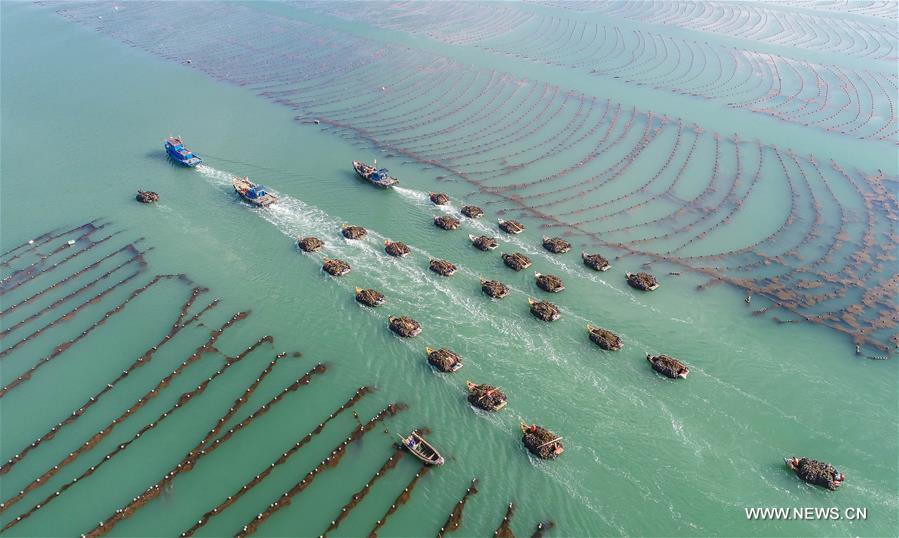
[1,2,897,537]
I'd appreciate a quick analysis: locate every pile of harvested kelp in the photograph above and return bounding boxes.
[582,252,610,271]
[627,272,659,291]
[322,258,351,276]
[297,236,324,252]
[646,354,688,379]
[135,190,159,203]
[521,423,563,459]
[542,236,571,254]
[384,240,411,257]
[466,382,507,411]
[341,225,367,240]
[426,347,463,372]
[470,235,498,251]
[502,252,532,271]
[587,325,622,350]
[535,273,565,293]
[498,219,525,234]
[429,192,450,205]
[429,258,457,276]
[481,279,510,299]
[461,205,484,218]
[389,316,421,337]
[788,458,844,490]
[529,299,560,321]
[355,287,385,307]
[434,215,460,230]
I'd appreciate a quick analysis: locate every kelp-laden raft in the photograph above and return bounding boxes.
[434,215,461,230]
[429,258,458,276]
[355,287,385,307]
[785,457,845,490]
[535,272,565,293]
[626,271,659,291]
[582,252,611,271]
[297,236,324,252]
[461,205,484,218]
[498,219,525,234]
[135,190,159,204]
[322,258,351,276]
[429,192,450,205]
[528,298,560,321]
[389,315,422,337]
[587,324,623,351]
[341,225,367,240]
[466,381,507,411]
[384,240,411,257]
[470,235,498,251]
[426,347,463,372]
[520,423,564,459]
[502,252,532,271]
[481,279,510,299]
[542,236,571,254]
[646,354,689,379]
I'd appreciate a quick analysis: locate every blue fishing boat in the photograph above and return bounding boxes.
[353,160,398,188]
[164,136,202,167]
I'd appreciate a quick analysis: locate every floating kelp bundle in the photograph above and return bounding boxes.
[587,324,622,351]
[542,236,571,254]
[785,457,845,490]
[469,234,498,251]
[481,279,510,299]
[461,205,484,218]
[434,215,460,230]
[582,252,611,271]
[535,272,565,293]
[322,258,351,276]
[384,240,411,257]
[498,219,525,234]
[466,381,507,411]
[355,287,385,307]
[297,236,324,252]
[426,347,463,372]
[429,192,450,205]
[626,271,659,291]
[341,225,367,240]
[389,315,422,337]
[520,423,563,459]
[429,258,457,276]
[646,354,689,379]
[502,252,532,271]
[135,190,159,204]
[528,298,560,321]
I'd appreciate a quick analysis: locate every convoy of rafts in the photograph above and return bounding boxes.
[298,236,324,252]
[498,219,525,234]
[322,258,351,276]
[481,279,510,299]
[470,235,498,251]
[389,315,422,337]
[502,252,532,271]
[434,215,460,230]
[535,272,565,293]
[529,298,561,322]
[542,236,571,254]
[587,324,623,351]
[466,382,507,411]
[429,258,458,276]
[355,287,385,307]
[426,347,464,372]
[384,240,411,257]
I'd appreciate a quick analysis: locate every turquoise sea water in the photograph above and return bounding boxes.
[1,2,897,537]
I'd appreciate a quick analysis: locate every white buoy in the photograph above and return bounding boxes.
[67,240,76,245]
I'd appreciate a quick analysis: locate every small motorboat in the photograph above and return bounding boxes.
[461,205,484,218]
[429,258,457,276]
[542,236,571,254]
[233,177,278,207]
[481,279,510,299]
[466,381,507,411]
[389,315,422,337]
[384,240,411,257]
[398,432,444,465]
[470,234,498,251]
[520,423,564,459]
[353,160,398,188]
[502,252,532,271]
[535,272,565,292]
[434,215,460,230]
[784,457,845,490]
[582,252,611,272]
[341,225,367,240]
[164,136,202,167]
[135,190,159,204]
[298,236,324,252]
[355,287,385,307]
[626,272,659,291]
[587,324,623,351]
[646,354,688,379]
[322,258,351,277]
[429,192,450,205]
[528,298,560,321]
[426,347,464,372]
[498,219,525,234]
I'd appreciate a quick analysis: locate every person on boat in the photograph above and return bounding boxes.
[407,437,418,449]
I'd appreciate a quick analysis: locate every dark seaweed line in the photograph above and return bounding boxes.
[367,465,430,538]
[0,286,214,476]
[1,336,262,530]
[81,338,282,537]
[0,311,248,512]
[180,386,374,537]
[234,403,408,537]
[0,224,105,284]
[322,448,405,537]
[0,274,190,398]
[0,221,98,267]
[0,242,145,318]
[531,520,555,538]
[435,478,479,538]
[493,502,516,538]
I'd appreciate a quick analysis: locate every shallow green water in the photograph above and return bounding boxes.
[1,3,897,537]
